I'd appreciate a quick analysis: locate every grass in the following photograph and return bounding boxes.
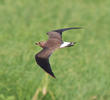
[0,0,110,100]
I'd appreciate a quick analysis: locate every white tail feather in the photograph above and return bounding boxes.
[60,42,71,48]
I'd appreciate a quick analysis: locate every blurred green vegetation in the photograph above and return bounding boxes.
[0,0,110,100]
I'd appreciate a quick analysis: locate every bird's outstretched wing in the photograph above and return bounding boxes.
[35,48,56,78]
[47,27,82,40]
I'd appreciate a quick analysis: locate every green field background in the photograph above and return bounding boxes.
[0,0,110,100]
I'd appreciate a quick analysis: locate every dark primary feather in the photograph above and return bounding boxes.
[35,56,56,78]
[51,27,82,35]
[35,48,56,78]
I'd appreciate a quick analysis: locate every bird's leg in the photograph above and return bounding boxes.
[60,42,76,48]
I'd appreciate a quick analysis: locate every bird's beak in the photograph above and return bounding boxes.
[35,42,38,45]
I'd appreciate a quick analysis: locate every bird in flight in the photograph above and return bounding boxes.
[35,27,81,78]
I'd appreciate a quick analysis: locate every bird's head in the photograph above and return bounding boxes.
[35,42,46,48]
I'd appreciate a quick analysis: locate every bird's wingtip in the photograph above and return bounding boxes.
[51,75,56,79]
[48,72,56,78]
